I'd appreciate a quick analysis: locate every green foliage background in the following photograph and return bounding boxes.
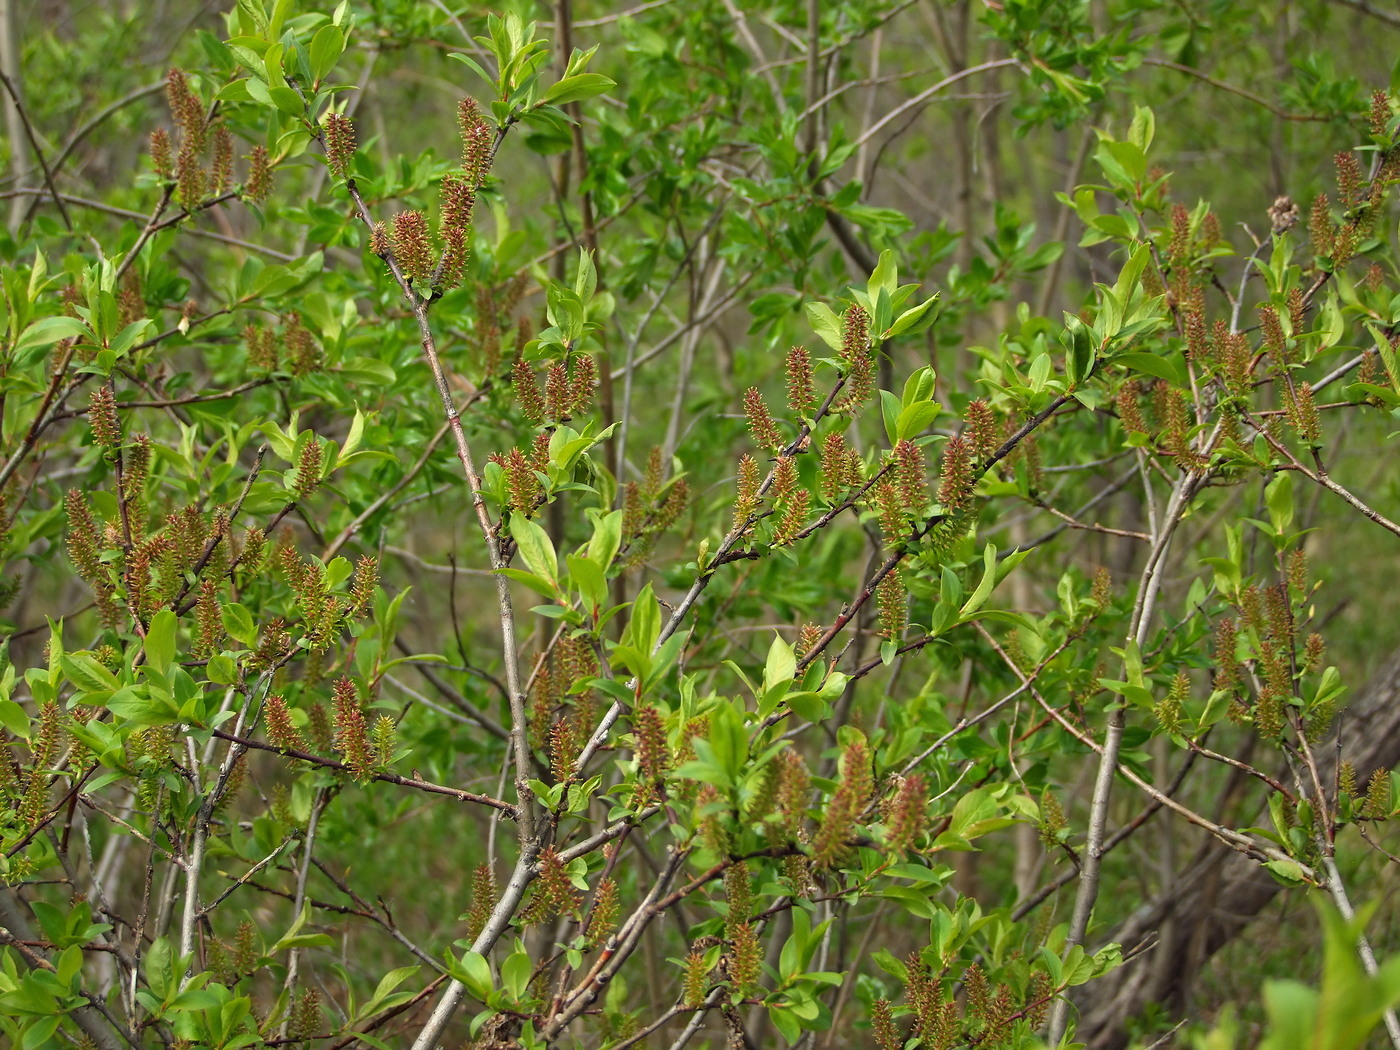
[1,1,1400,1048]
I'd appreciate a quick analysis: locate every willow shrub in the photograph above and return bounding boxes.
[3,3,1400,1049]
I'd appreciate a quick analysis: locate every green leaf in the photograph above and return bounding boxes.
[12,316,88,367]
[501,950,532,1000]
[457,950,493,1001]
[143,610,177,675]
[540,72,616,106]
[1113,351,1186,387]
[805,302,843,351]
[308,24,344,82]
[510,516,558,584]
[894,399,941,441]
[958,543,999,619]
[221,603,258,647]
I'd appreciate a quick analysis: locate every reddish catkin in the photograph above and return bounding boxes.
[323,112,357,180]
[165,68,205,150]
[88,386,121,451]
[1371,89,1392,138]
[1116,382,1147,435]
[744,387,782,450]
[439,173,474,285]
[774,748,810,841]
[503,447,542,515]
[586,876,619,945]
[811,737,873,868]
[211,124,233,193]
[632,704,669,806]
[884,772,927,852]
[1285,381,1322,445]
[292,439,324,499]
[727,921,762,997]
[682,951,709,1008]
[937,435,974,510]
[1335,150,1364,209]
[264,696,305,753]
[283,312,321,376]
[391,210,433,282]
[1259,304,1286,361]
[332,678,373,779]
[512,358,545,423]
[876,568,907,640]
[729,461,757,536]
[194,580,221,658]
[245,145,272,204]
[536,846,581,919]
[774,485,809,544]
[149,128,174,178]
[872,480,905,546]
[1213,617,1241,693]
[819,431,852,503]
[1166,202,1192,271]
[892,439,928,512]
[458,97,493,187]
[1184,310,1208,363]
[543,361,570,421]
[835,304,873,410]
[964,399,997,462]
[785,345,816,416]
[1308,192,1335,258]
[872,999,901,1050]
[568,353,597,414]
